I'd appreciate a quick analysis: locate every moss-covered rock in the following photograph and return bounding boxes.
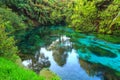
[40,68,61,80]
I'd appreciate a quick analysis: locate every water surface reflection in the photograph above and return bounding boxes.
[22,35,102,80]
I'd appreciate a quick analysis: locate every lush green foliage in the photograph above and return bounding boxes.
[98,0,120,35]
[0,57,45,80]
[67,0,120,35]
[67,0,97,32]
[0,0,71,26]
[0,23,19,61]
[0,0,119,35]
[0,7,26,33]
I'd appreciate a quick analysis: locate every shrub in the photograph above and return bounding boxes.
[0,23,18,61]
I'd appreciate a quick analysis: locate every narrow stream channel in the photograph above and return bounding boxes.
[21,26,120,80]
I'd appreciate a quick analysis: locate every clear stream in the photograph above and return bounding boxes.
[21,26,120,80]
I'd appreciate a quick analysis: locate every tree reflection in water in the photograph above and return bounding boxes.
[52,47,68,66]
[22,51,51,74]
[79,59,120,80]
[48,35,72,67]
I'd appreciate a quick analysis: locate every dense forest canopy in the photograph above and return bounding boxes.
[0,0,120,34]
[68,0,120,35]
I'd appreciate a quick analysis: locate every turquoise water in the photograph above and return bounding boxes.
[77,34,120,72]
[21,26,120,80]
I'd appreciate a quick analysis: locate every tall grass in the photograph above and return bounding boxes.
[0,57,45,80]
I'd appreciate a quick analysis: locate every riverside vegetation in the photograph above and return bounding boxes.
[0,0,120,80]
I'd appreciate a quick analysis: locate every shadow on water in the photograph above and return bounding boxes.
[20,26,120,80]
